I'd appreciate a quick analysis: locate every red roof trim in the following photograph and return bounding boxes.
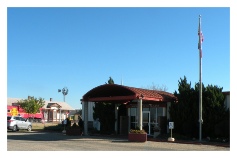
[87,95,136,102]
[222,91,230,95]
[142,97,163,101]
[82,84,177,102]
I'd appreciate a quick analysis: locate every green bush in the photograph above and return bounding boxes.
[129,129,146,134]
[44,124,64,132]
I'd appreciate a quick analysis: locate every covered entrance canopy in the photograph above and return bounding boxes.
[82,84,177,104]
[81,84,177,136]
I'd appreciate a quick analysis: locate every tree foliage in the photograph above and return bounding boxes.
[107,77,114,84]
[169,76,229,139]
[93,102,115,134]
[143,82,168,91]
[92,77,116,134]
[17,96,45,118]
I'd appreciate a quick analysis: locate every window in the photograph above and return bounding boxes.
[20,117,25,121]
[15,117,20,120]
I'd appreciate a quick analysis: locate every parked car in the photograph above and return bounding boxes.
[7,116,32,132]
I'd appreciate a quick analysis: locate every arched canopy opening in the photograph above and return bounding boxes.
[81,84,177,104]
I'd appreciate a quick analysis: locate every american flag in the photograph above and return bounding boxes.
[198,27,204,58]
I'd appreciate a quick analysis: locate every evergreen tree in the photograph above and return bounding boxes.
[169,76,199,137]
[169,76,229,139]
[93,102,115,134]
[93,77,116,134]
[202,84,228,137]
[108,77,114,84]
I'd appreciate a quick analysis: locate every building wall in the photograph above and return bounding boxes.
[82,101,95,122]
[225,94,230,110]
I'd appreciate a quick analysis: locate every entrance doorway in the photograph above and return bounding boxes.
[128,107,166,136]
[143,111,150,135]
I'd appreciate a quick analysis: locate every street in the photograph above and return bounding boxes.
[7,131,230,151]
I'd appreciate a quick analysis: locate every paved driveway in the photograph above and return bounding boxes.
[7,131,230,151]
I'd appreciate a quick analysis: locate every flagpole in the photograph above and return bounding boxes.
[198,15,203,142]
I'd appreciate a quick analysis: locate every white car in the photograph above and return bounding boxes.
[7,116,32,132]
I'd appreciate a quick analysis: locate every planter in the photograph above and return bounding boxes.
[128,133,147,142]
[66,128,82,136]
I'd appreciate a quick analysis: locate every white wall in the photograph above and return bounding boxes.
[82,101,95,121]
[225,94,230,110]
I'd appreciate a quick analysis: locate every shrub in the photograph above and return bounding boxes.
[44,124,64,132]
[129,129,146,134]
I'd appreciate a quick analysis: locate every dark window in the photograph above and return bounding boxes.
[20,117,25,121]
[15,117,20,120]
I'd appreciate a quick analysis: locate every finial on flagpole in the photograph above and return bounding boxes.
[199,15,201,17]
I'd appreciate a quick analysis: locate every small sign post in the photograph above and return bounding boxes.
[168,122,175,142]
[62,119,67,134]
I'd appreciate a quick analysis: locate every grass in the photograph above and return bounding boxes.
[31,122,61,131]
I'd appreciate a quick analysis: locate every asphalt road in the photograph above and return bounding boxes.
[7,130,230,152]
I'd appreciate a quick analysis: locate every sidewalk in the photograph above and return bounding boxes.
[147,136,230,148]
[88,133,230,148]
[31,130,230,148]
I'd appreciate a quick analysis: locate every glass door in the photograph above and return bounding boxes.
[142,111,150,135]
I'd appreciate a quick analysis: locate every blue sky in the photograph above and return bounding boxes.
[1,0,236,156]
[6,7,230,110]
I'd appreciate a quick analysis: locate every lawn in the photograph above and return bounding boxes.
[32,122,61,131]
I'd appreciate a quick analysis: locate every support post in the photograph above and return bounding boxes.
[84,101,88,135]
[138,95,143,130]
[115,104,118,134]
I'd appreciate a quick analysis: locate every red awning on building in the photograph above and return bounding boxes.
[82,84,177,104]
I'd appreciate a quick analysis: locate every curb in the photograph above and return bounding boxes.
[147,137,230,148]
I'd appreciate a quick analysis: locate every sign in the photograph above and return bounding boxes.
[169,122,174,129]
[10,108,18,116]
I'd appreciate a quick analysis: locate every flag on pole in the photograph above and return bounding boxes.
[198,16,204,58]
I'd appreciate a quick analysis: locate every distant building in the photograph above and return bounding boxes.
[68,109,82,123]
[223,91,230,110]
[7,97,75,122]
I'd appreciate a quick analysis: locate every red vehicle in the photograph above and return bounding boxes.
[7,105,44,122]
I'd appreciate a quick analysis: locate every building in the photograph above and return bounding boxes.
[68,109,82,123]
[7,97,75,122]
[223,91,230,110]
[81,85,230,137]
[81,84,177,136]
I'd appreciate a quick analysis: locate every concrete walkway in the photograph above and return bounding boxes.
[7,131,230,151]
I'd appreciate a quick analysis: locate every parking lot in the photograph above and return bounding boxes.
[7,130,230,152]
